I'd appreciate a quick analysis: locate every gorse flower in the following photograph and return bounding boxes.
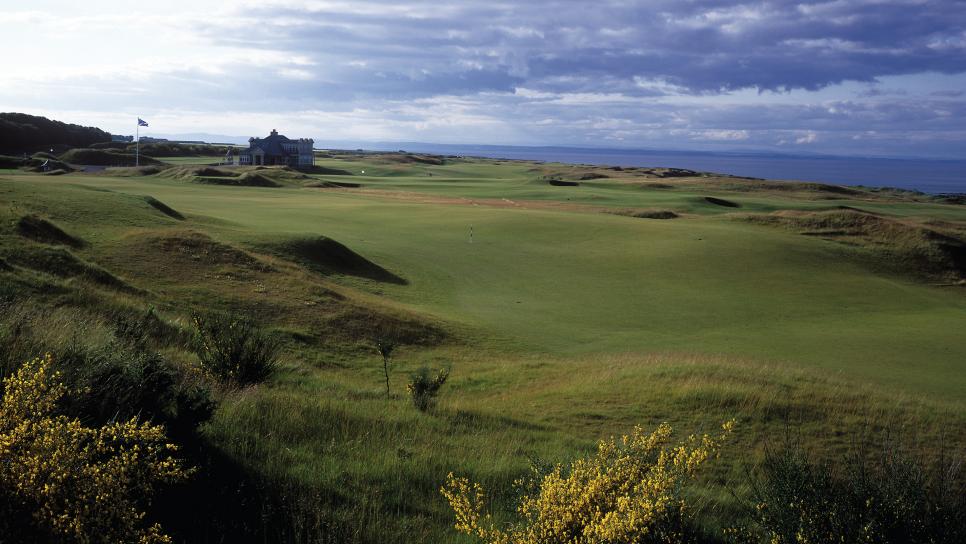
[0,354,192,543]
[441,420,735,544]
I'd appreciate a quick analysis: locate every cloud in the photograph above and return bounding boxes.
[2,1,965,158]
[795,131,819,144]
[198,0,966,96]
[690,130,750,141]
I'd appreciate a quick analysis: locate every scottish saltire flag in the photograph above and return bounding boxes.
[138,118,149,127]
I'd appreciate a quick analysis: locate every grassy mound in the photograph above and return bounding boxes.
[158,166,239,181]
[3,245,134,291]
[742,209,966,281]
[704,196,741,208]
[16,214,85,248]
[104,165,169,176]
[382,153,445,166]
[267,236,406,284]
[142,196,185,220]
[304,181,362,188]
[644,167,700,178]
[193,167,237,178]
[161,166,311,187]
[611,209,679,219]
[0,154,76,172]
[147,231,274,272]
[253,167,313,183]
[195,171,280,187]
[29,159,74,172]
[718,179,864,196]
[59,148,162,166]
[133,142,228,157]
[299,165,354,176]
[0,154,26,168]
[935,194,965,205]
[89,141,131,150]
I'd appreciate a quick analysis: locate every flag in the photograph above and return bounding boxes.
[138,118,149,127]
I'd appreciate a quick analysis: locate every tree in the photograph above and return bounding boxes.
[375,336,397,399]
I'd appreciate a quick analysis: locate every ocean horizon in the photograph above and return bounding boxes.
[351,142,966,195]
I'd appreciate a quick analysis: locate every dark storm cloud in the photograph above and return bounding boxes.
[209,0,966,96]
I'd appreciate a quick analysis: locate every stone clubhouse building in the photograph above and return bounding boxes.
[238,129,314,167]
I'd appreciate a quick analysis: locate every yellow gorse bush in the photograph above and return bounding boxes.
[0,354,192,543]
[442,420,735,544]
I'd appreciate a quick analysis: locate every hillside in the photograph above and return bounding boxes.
[1,151,964,542]
[0,112,111,152]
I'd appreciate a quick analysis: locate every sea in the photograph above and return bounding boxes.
[359,143,966,195]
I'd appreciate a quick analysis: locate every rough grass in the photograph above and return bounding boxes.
[140,230,275,272]
[2,245,135,292]
[740,209,966,281]
[195,172,280,187]
[380,153,446,165]
[97,228,442,350]
[159,165,314,187]
[103,165,169,176]
[197,349,965,543]
[610,208,679,219]
[59,148,163,166]
[16,214,85,247]
[158,166,238,181]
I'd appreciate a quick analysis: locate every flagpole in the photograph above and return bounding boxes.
[136,119,139,167]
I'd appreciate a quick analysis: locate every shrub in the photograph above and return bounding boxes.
[0,354,191,543]
[441,420,735,544]
[734,435,966,544]
[63,348,215,440]
[192,312,280,386]
[407,366,449,411]
[0,303,214,438]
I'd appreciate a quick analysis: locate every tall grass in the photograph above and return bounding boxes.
[0,301,213,438]
[734,431,966,543]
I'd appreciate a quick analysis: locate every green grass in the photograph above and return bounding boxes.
[9,170,960,397]
[0,153,963,542]
[158,155,228,165]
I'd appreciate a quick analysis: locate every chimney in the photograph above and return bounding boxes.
[270,129,278,136]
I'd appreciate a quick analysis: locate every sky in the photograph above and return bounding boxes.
[2,0,965,158]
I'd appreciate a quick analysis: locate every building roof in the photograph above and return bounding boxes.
[248,129,293,155]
